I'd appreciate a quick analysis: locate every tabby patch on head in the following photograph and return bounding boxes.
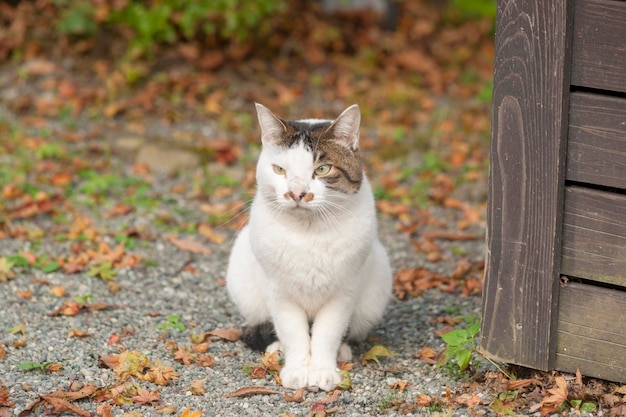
[255,103,364,194]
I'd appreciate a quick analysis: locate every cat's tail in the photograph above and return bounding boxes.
[241,322,276,351]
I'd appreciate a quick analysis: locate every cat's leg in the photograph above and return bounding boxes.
[269,299,311,389]
[307,296,353,391]
[348,241,392,341]
[226,227,271,326]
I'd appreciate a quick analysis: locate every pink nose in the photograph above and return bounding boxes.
[289,191,307,202]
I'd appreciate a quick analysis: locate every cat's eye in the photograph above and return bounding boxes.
[273,164,286,175]
[314,164,332,176]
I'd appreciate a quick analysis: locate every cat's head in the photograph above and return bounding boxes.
[254,103,364,215]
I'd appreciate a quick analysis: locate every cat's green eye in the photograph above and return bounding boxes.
[273,164,286,175]
[314,164,332,176]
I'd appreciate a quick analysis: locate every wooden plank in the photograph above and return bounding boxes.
[571,0,626,93]
[566,92,626,188]
[561,186,626,287]
[555,281,626,383]
[481,0,573,370]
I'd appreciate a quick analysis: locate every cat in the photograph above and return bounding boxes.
[226,103,392,392]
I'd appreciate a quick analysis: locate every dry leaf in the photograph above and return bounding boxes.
[165,235,212,255]
[361,344,396,366]
[224,387,280,398]
[142,359,179,386]
[198,223,226,244]
[131,388,159,405]
[541,376,568,408]
[189,379,206,395]
[209,328,242,342]
[284,387,306,403]
[96,404,114,417]
[179,408,203,417]
[389,381,411,392]
[67,328,92,339]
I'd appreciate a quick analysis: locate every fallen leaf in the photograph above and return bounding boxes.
[195,355,214,368]
[49,301,83,317]
[0,258,16,282]
[189,379,206,395]
[67,328,92,339]
[361,344,396,366]
[179,408,203,417]
[260,351,283,373]
[541,376,568,409]
[224,386,280,398]
[198,223,226,244]
[490,397,514,415]
[49,286,66,297]
[99,350,149,382]
[96,404,114,417]
[0,384,14,407]
[165,235,212,255]
[389,381,411,392]
[209,328,242,342]
[141,359,179,386]
[131,388,159,405]
[284,387,306,403]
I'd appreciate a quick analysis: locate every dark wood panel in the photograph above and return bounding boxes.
[481,0,573,370]
[571,0,626,93]
[555,282,626,383]
[561,186,626,287]
[566,92,626,188]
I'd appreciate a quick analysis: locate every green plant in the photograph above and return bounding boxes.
[157,314,186,332]
[87,261,117,280]
[438,319,480,372]
[74,293,95,304]
[19,361,53,371]
[56,0,287,57]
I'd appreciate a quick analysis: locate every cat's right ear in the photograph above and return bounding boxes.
[255,103,287,146]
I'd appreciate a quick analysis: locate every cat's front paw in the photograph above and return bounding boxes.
[280,366,309,390]
[308,367,342,391]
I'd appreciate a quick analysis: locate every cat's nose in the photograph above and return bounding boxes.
[288,191,307,202]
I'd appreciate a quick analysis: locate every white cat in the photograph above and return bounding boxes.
[226,103,392,391]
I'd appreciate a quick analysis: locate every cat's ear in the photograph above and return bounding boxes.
[327,104,361,150]
[255,103,287,145]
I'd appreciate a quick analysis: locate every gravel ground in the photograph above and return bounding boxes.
[0,202,489,417]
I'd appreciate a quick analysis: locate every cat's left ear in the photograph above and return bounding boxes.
[327,104,361,150]
[255,103,287,146]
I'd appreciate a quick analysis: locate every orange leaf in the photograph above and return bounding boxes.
[67,328,91,339]
[180,408,203,417]
[189,379,206,395]
[284,387,306,403]
[198,223,226,245]
[165,235,212,255]
[131,388,159,405]
[224,387,280,398]
[541,376,568,408]
[209,328,242,342]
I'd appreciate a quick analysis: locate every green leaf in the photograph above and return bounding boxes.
[455,348,473,371]
[336,370,352,390]
[361,344,397,366]
[41,261,60,274]
[467,320,481,338]
[157,314,185,332]
[579,402,596,413]
[490,398,514,415]
[19,361,52,371]
[440,329,469,347]
[87,261,117,280]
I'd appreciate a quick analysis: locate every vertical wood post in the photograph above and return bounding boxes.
[480,0,573,370]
